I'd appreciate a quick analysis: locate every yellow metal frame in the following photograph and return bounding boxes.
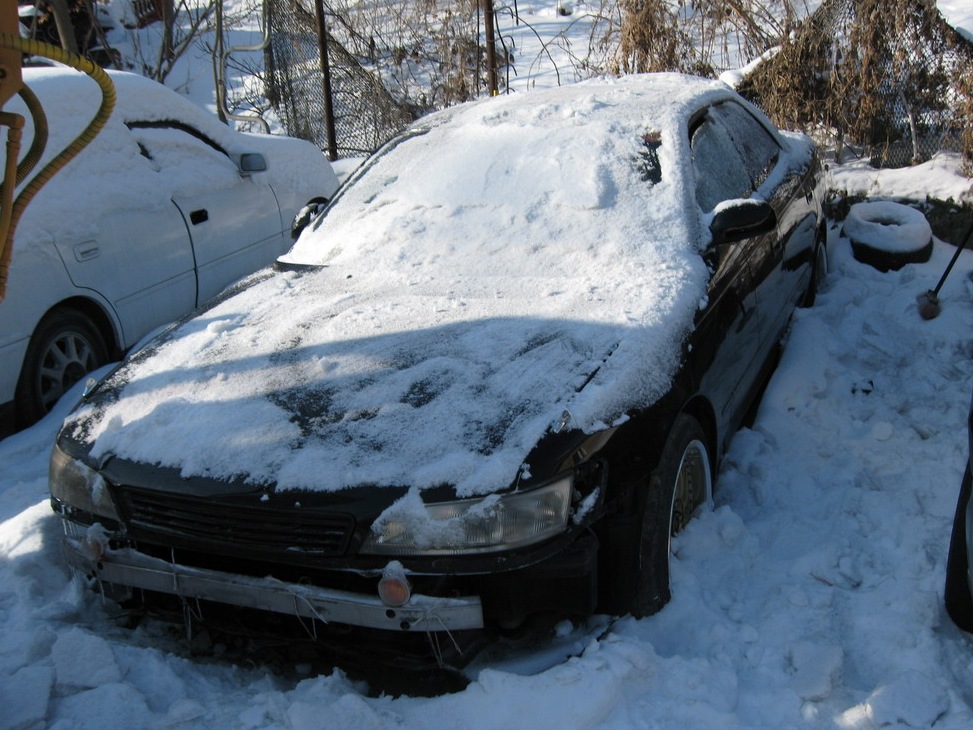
[0,27,115,301]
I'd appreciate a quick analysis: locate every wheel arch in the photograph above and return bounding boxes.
[41,297,121,360]
[679,395,718,476]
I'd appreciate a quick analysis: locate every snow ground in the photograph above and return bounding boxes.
[3,2,973,728]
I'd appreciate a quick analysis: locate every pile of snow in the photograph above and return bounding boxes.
[829,153,973,206]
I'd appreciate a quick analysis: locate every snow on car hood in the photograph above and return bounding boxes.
[65,75,730,496]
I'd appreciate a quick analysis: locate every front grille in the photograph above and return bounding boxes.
[117,487,355,557]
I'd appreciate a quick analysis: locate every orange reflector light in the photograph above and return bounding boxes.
[378,576,411,607]
[80,535,105,561]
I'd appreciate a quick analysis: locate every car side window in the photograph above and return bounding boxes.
[690,114,752,211]
[711,102,781,189]
[129,125,238,182]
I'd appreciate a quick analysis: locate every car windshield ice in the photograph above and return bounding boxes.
[281,84,690,280]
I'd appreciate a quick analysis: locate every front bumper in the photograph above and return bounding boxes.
[63,536,485,632]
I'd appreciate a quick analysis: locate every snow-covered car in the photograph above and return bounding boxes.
[50,74,825,666]
[946,390,973,632]
[0,67,339,430]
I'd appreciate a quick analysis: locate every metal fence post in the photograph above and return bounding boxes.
[314,0,339,161]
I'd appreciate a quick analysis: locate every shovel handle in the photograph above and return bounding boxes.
[931,217,973,297]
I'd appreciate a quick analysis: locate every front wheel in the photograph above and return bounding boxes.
[291,197,330,239]
[15,308,109,427]
[634,414,712,617]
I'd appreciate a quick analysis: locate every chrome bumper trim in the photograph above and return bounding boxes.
[63,538,484,632]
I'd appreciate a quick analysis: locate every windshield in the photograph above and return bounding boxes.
[279,87,693,281]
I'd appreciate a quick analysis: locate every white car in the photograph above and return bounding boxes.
[0,67,339,430]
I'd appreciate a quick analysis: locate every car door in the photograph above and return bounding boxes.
[51,152,198,348]
[710,102,817,346]
[688,108,769,427]
[128,124,285,306]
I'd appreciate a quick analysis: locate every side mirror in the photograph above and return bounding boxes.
[239,153,267,174]
[710,199,776,244]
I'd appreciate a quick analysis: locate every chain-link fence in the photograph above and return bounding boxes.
[266,0,416,158]
[740,0,973,169]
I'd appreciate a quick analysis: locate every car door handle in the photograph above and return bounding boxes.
[190,209,209,225]
[73,242,100,262]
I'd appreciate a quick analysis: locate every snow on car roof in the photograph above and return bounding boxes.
[11,67,329,245]
[66,74,750,496]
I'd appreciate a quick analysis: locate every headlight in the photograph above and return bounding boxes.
[49,445,119,521]
[361,476,573,556]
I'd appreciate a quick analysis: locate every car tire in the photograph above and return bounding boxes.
[633,414,712,617]
[15,308,109,427]
[843,201,933,272]
[945,464,973,632]
[291,197,330,239]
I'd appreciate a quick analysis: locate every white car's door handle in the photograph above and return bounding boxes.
[73,242,100,262]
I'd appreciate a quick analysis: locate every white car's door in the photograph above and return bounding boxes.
[129,124,284,305]
[52,204,197,347]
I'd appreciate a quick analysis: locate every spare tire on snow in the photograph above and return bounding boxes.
[843,201,933,272]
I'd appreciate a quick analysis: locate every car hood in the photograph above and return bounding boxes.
[64,260,696,497]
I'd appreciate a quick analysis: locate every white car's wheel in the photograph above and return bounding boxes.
[16,309,109,426]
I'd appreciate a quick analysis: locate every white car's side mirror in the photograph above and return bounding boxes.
[239,153,267,174]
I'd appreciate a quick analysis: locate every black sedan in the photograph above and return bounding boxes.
[50,74,825,666]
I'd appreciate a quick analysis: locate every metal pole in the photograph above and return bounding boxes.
[314,0,339,161]
[482,0,498,96]
[214,0,227,123]
[162,0,175,63]
[48,0,79,55]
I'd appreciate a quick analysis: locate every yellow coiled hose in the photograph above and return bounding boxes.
[0,34,115,300]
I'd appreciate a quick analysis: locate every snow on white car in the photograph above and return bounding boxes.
[1,67,339,430]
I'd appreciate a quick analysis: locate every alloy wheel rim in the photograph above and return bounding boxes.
[670,439,711,537]
[39,332,96,411]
